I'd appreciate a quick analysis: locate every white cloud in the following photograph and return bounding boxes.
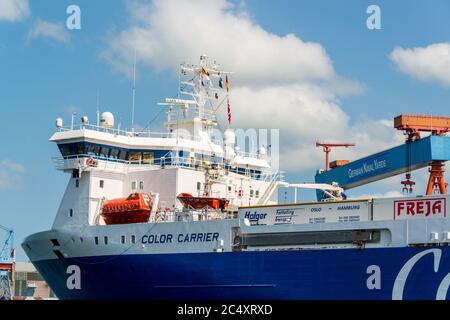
[390,43,450,87]
[27,19,70,43]
[104,0,403,179]
[0,0,30,22]
[0,160,25,190]
[103,0,334,84]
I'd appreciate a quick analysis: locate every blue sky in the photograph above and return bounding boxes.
[1,0,450,260]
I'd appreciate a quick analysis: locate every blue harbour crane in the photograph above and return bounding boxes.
[315,114,450,200]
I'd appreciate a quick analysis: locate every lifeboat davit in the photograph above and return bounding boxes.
[101,193,153,225]
[177,193,229,211]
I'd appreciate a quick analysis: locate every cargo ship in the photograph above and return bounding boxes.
[22,56,450,300]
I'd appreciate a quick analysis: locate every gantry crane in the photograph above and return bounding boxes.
[315,114,450,200]
[0,225,15,300]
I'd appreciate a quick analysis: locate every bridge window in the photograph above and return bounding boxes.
[129,152,142,163]
[139,181,144,190]
[99,180,104,188]
[131,235,136,244]
[87,144,100,156]
[69,209,73,217]
[74,143,84,155]
[100,147,109,158]
[94,236,99,245]
[255,190,259,198]
[121,235,126,244]
[119,150,128,161]
[60,145,72,157]
[131,181,137,190]
[75,179,79,188]
[143,152,154,164]
[250,189,254,198]
[197,182,201,191]
[110,148,119,159]
[104,236,108,245]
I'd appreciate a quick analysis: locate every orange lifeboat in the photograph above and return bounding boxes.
[177,193,229,211]
[101,193,153,225]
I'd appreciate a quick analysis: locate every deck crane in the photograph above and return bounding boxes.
[0,225,14,300]
[316,141,355,171]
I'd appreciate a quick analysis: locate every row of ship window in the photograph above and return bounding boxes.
[74,179,260,197]
[59,142,263,179]
[59,142,222,164]
[72,235,137,245]
[76,179,260,197]
[75,179,145,191]
[60,142,166,164]
[93,235,136,245]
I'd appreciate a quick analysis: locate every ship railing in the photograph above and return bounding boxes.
[259,170,285,183]
[52,154,280,180]
[234,150,263,159]
[257,171,285,205]
[56,125,278,153]
[57,124,223,144]
[52,155,158,173]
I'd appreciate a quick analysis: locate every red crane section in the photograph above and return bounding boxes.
[394,114,450,142]
[395,114,450,195]
[316,141,355,172]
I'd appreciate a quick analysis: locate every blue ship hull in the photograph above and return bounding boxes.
[32,246,450,300]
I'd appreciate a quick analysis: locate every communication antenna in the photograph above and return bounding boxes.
[96,91,100,127]
[131,50,137,132]
[71,111,77,130]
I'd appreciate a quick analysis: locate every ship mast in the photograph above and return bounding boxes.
[157,55,232,139]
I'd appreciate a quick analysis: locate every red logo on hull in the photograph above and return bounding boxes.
[394,198,446,220]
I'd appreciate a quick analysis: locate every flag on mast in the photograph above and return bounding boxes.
[227,97,231,125]
[226,75,231,124]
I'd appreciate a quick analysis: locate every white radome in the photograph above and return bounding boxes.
[101,112,114,128]
[224,129,235,145]
[259,146,266,156]
[81,116,89,124]
[56,118,63,128]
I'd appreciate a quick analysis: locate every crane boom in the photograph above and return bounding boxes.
[315,135,450,198]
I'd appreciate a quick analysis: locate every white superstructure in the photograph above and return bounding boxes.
[50,56,283,228]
